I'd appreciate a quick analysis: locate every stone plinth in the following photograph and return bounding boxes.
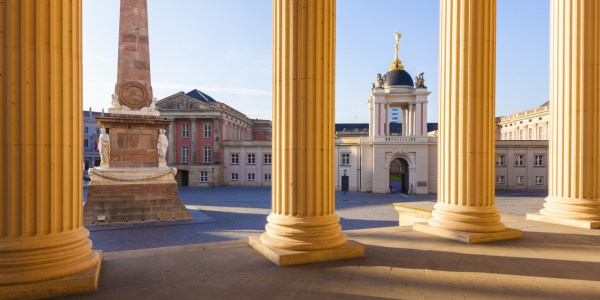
[527,213,600,229]
[413,222,523,244]
[84,168,193,226]
[0,251,102,300]
[249,236,364,267]
[394,203,433,226]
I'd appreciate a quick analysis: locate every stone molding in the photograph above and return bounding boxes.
[89,167,177,182]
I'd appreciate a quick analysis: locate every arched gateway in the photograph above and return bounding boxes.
[388,156,411,194]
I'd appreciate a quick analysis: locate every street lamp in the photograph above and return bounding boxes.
[343,169,347,194]
[212,167,215,189]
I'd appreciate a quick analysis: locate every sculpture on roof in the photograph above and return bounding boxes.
[415,72,426,88]
[372,83,376,92]
[376,73,384,89]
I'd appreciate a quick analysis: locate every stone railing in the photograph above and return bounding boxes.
[500,106,549,122]
[372,136,428,143]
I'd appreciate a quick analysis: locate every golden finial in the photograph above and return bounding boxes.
[389,31,405,71]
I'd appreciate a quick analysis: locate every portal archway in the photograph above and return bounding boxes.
[389,157,410,193]
[383,154,416,194]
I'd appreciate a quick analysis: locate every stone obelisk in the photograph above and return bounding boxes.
[83,0,194,226]
[113,0,154,113]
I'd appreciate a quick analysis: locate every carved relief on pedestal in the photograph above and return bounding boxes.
[98,128,110,165]
[119,81,150,109]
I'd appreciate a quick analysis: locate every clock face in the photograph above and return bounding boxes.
[119,81,149,109]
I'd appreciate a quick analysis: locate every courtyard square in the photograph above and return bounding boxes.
[56,188,600,300]
[85,187,547,252]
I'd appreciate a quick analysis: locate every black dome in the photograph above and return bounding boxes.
[384,69,414,87]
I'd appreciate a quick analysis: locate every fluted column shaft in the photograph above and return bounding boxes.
[429,0,506,233]
[541,0,600,220]
[261,0,346,251]
[0,0,99,286]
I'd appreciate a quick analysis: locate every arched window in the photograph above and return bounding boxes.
[181,145,189,164]
[204,146,211,164]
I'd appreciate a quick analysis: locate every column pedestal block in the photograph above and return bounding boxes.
[413,223,522,244]
[526,213,600,229]
[0,251,102,300]
[249,236,364,267]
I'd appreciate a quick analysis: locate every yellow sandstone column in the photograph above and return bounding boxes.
[528,0,600,229]
[249,0,363,265]
[413,0,522,243]
[0,1,101,298]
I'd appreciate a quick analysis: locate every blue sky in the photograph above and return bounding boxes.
[83,0,549,123]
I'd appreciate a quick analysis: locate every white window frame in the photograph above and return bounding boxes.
[231,173,238,181]
[509,132,513,140]
[529,128,534,140]
[520,130,524,140]
[515,155,524,166]
[181,145,189,164]
[496,176,505,184]
[248,154,255,165]
[516,176,524,184]
[264,154,272,164]
[535,176,544,185]
[200,171,208,183]
[539,126,544,140]
[182,123,190,139]
[204,123,212,139]
[341,154,350,166]
[264,173,271,181]
[495,155,505,166]
[231,154,239,164]
[535,155,544,166]
[204,146,212,164]
[248,173,255,181]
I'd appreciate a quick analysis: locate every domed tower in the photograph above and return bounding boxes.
[368,32,430,138]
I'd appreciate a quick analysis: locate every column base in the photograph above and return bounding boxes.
[0,250,102,300]
[249,236,364,266]
[526,213,600,229]
[412,222,522,243]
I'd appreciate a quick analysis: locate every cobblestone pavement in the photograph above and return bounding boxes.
[87,187,547,252]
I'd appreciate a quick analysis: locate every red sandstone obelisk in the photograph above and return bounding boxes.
[114,0,153,109]
[84,0,194,226]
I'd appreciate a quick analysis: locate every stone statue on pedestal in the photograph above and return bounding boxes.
[157,129,168,162]
[98,128,110,164]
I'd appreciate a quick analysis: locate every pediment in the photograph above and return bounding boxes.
[157,95,217,110]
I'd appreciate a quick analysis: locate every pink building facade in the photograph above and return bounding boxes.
[157,89,271,186]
